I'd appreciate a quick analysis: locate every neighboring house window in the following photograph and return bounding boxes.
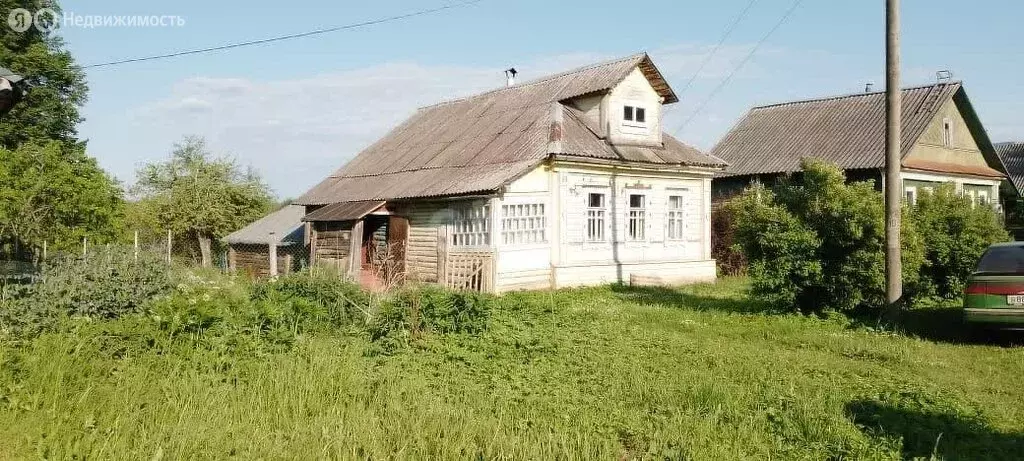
[667,195,685,240]
[942,118,954,147]
[904,186,917,205]
[977,190,989,206]
[586,193,606,242]
[452,202,490,246]
[501,203,546,245]
[623,105,647,126]
[628,194,646,241]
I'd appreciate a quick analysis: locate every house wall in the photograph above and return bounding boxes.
[492,162,717,292]
[312,221,353,274]
[571,94,606,136]
[230,244,302,278]
[606,68,664,147]
[388,201,448,283]
[905,98,988,168]
[900,170,999,207]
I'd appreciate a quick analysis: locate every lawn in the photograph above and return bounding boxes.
[1,277,1022,460]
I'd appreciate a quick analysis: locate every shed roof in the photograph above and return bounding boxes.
[996,142,1024,194]
[294,53,724,206]
[224,205,306,246]
[302,200,386,222]
[710,82,1006,178]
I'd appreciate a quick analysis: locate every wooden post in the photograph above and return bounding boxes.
[228,246,237,272]
[82,236,87,257]
[42,240,47,261]
[885,0,902,305]
[349,221,364,278]
[133,230,139,261]
[166,229,172,264]
[268,232,278,277]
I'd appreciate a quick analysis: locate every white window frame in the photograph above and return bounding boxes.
[942,117,954,147]
[451,201,491,247]
[622,104,648,129]
[586,192,607,242]
[904,186,917,205]
[627,193,647,241]
[667,194,686,241]
[500,202,547,246]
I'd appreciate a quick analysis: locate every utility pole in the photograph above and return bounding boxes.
[885,0,902,305]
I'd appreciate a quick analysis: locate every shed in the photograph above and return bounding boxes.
[223,205,308,277]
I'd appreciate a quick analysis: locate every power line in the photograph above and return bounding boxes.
[675,0,759,98]
[82,0,483,69]
[672,0,804,135]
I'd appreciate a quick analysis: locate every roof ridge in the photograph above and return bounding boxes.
[417,52,648,110]
[752,81,962,110]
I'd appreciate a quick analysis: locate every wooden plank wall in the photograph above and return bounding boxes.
[390,202,447,283]
[231,245,297,278]
[313,221,353,275]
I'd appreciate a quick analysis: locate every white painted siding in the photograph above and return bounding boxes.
[606,68,663,146]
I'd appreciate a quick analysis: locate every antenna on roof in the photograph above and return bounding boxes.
[865,82,875,93]
[505,67,518,87]
[936,70,953,83]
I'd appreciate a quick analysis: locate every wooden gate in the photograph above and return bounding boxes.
[443,250,494,293]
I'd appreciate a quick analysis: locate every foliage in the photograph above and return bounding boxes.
[0,142,124,257]
[0,279,1021,459]
[250,270,372,329]
[910,184,1009,299]
[132,136,273,265]
[0,247,175,337]
[729,159,925,314]
[371,285,493,348]
[0,0,88,149]
[710,202,746,275]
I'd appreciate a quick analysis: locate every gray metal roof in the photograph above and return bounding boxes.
[224,205,306,246]
[709,82,1004,177]
[294,53,723,206]
[996,142,1024,194]
[302,200,385,222]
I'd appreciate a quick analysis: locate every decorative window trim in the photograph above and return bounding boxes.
[667,194,686,241]
[586,192,607,242]
[501,203,547,246]
[451,202,491,247]
[627,193,646,241]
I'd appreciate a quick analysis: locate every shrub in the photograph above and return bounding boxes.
[0,247,176,337]
[250,270,372,328]
[370,285,493,347]
[910,184,1009,299]
[711,202,747,275]
[729,160,925,314]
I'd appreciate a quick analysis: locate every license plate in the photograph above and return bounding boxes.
[1008,295,1024,305]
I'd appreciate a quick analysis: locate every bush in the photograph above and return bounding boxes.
[370,285,493,348]
[910,184,1009,299]
[250,270,372,328]
[729,160,925,314]
[711,203,747,275]
[0,247,176,337]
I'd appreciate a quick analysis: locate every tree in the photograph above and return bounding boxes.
[729,159,926,314]
[0,142,123,257]
[0,0,88,148]
[133,137,273,266]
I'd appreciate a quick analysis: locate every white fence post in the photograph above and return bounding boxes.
[134,230,139,261]
[166,229,172,264]
[268,232,278,277]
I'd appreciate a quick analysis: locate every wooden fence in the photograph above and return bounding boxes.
[443,250,494,293]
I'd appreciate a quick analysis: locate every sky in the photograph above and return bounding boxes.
[53,0,1024,199]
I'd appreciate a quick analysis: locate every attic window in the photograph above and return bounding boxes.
[942,118,954,147]
[623,105,647,126]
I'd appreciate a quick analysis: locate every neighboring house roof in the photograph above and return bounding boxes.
[710,82,1006,178]
[295,53,725,206]
[224,205,306,246]
[996,142,1024,194]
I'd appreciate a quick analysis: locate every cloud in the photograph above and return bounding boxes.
[129,44,774,198]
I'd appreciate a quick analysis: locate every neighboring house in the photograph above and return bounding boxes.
[710,82,1007,207]
[995,142,1024,238]
[224,205,308,277]
[293,53,727,293]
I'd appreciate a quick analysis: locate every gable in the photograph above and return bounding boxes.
[904,98,988,169]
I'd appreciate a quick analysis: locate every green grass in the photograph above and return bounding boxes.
[2,277,1023,459]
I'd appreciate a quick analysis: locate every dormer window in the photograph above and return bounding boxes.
[623,105,647,127]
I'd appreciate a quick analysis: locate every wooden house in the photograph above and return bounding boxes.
[293,53,727,292]
[224,205,307,277]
